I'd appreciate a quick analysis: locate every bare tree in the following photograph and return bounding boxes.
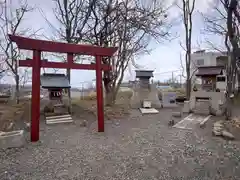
[45,0,171,106]
[224,0,240,119]
[44,0,96,112]
[0,0,36,103]
[85,0,171,105]
[177,0,196,100]
[203,0,240,119]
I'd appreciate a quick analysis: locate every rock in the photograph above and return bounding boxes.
[232,116,239,121]
[79,120,87,127]
[221,130,235,140]
[25,122,30,131]
[212,123,224,136]
[214,121,224,128]
[213,121,224,136]
[168,119,175,126]
[6,123,14,131]
[172,112,182,118]
[200,123,206,128]
[212,128,222,136]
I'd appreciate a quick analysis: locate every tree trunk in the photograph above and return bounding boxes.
[186,66,191,100]
[103,68,115,106]
[225,81,233,120]
[238,72,240,96]
[104,78,114,106]
[105,88,115,106]
[186,79,191,100]
[104,83,119,106]
[67,68,71,113]
[225,52,235,120]
[15,74,19,104]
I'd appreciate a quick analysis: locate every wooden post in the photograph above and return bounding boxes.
[31,50,41,142]
[67,53,73,113]
[96,56,104,132]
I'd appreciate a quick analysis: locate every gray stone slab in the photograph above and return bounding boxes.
[46,114,73,125]
[222,130,235,140]
[139,108,159,114]
[0,130,25,149]
[172,112,182,117]
[173,114,211,130]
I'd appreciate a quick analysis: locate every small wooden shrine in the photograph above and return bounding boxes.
[195,66,225,91]
[40,73,71,114]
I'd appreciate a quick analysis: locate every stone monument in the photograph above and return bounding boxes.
[131,70,161,114]
[158,91,177,108]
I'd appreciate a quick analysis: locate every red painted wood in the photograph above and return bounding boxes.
[67,53,74,64]
[8,34,117,141]
[31,50,41,142]
[9,35,118,56]
[96,56,104,132]
[18,60,111,71]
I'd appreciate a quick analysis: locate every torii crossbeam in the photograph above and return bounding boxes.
[9,35,118,142]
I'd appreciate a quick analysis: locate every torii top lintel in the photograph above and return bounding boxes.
[8,35,118,56]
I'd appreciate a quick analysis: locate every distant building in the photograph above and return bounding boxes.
[191,50,238,91]
[190,50,227,82]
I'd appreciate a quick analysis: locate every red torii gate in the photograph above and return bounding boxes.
[9,35,118,142]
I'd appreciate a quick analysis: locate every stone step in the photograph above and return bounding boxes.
[46,114,73,125]
[46,114,71,120]
[46,119,73,125]
[194,101,210,115]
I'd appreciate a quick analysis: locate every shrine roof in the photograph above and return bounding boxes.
[195,66,224,76]
[135,70,154,78]
[40,73,71,89]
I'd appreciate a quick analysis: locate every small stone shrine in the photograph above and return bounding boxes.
[41,73,71,115]
[131,70,161,114]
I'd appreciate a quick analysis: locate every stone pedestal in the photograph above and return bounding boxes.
[193,100,211,115]
[190,91,226,115]
[131,84,161,109]
[182,101,190,113]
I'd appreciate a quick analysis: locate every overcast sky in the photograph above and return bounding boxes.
[2,0,223,87]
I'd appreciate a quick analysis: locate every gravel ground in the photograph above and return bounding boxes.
[1,108,240,180]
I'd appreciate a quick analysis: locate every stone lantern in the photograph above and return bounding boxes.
[131,70,161,113]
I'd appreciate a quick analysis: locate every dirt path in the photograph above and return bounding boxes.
[0,108,240,179]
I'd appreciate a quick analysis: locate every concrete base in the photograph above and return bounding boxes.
[139,108,159,114]
[0,130,25,149]
[172,112,182,117]
[46,114,73,125]
[190,91,225,114]
[182,101,190,113]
